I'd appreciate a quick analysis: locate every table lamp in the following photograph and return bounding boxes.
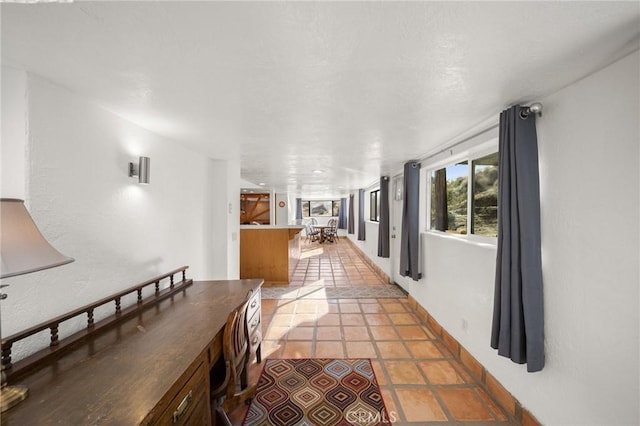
[0,198,74,411]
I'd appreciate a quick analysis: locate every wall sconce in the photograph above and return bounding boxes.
[128,156,150,184]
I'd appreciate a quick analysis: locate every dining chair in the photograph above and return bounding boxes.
[210,299,255,425]
[324,218,338,243]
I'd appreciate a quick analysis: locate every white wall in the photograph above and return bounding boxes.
[403,51,639,425]
[206,158,240,280]
[346,190,392,277]
[1,71,240,359]
[275,192,289,225]
[1,67,28,198]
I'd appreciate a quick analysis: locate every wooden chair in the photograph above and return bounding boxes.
[210,299,255,425]
[324,218,338,243]
[304,222,320,242]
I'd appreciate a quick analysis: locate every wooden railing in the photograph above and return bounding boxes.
[2,266,192,381]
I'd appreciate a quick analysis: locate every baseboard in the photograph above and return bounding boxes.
[407,295,542,426]
[343,237,393,285]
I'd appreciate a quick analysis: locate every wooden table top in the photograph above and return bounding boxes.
[2,279,263,426]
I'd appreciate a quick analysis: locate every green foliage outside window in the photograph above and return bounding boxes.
[430,151,498,237]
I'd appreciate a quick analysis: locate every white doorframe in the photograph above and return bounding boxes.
[390,175,411,291]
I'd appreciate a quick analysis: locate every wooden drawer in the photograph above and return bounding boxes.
[246,289,261,321]
[247,306,261,336]
[246,288,262,363]
[249,327,262,355]
[156,362,210,426]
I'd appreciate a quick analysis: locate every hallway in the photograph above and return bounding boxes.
[231,238,516,425]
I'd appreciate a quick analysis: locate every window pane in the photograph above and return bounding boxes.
[370,191,380,221]
[310,201,332,216]
[430,162,468,234]
[370,192,375,220]
[472,152,499,237]
[302,201,310,217]
[332,201,340,217]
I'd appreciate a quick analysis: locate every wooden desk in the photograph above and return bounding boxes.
[2,279,263,425]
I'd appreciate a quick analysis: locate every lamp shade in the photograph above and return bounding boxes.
[0,199,74,279]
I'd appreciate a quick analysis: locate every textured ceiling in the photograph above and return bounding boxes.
[2,2,639,197]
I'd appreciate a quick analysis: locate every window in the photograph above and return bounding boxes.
[471,152,499,237]
[370,190,380,222]
[302,200,340,217]
[430,163,468,234]
[429,150,499,238]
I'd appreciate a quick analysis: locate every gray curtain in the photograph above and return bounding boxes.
[399,161,421,281]
[377,177,390,258]
[348,194,355,234]
[338,198,347,229]
[491,105,545,373]
[357,189,365,241]
[295,198,303,221]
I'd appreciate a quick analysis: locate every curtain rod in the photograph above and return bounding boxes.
[417,102,543,164]
[419,123,499,163]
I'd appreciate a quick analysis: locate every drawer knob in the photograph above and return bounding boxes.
[172,390,193,424]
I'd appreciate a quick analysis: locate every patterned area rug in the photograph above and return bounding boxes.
[261,285,407,300]
[243,359,390,426]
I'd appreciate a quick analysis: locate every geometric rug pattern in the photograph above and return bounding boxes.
[261,285,407,300]
[242,359,390,426]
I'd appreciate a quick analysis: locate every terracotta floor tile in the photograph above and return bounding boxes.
[281,341,312,358]
[263,326,289,340]
[477,388,508,421]
[345,341,378,358]
[420,360,466,385]
[274,302,296,314]
[261,314,273,331]
[270,314,293,328]
[316,326,342,340]
[315,341,345,358]
[369,326,400,341]
[296,300,321,313]
[339,303,362,313]
[434,341,454,358]
[326,304,340,313]
[388,313,418,325]
[286,326,315,340]
[379,389,401,424]
[292,313,318,326]
[370,360,388,386]
[260,299,277,315]
[376,341,411,359]
[396,325,428,340]
[342,326,370,341]
[261,340,284,359]
[382,303,407,313]
[341,313,366,326]
[365,313,392,326]
[395,388,448,422]
[384,361,426,385]
[316,313,341,326]
[405,340,443,359]
[438,388,495,421]
[361,304,385,313]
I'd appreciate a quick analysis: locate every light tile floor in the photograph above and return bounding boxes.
[230,238,515,425]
